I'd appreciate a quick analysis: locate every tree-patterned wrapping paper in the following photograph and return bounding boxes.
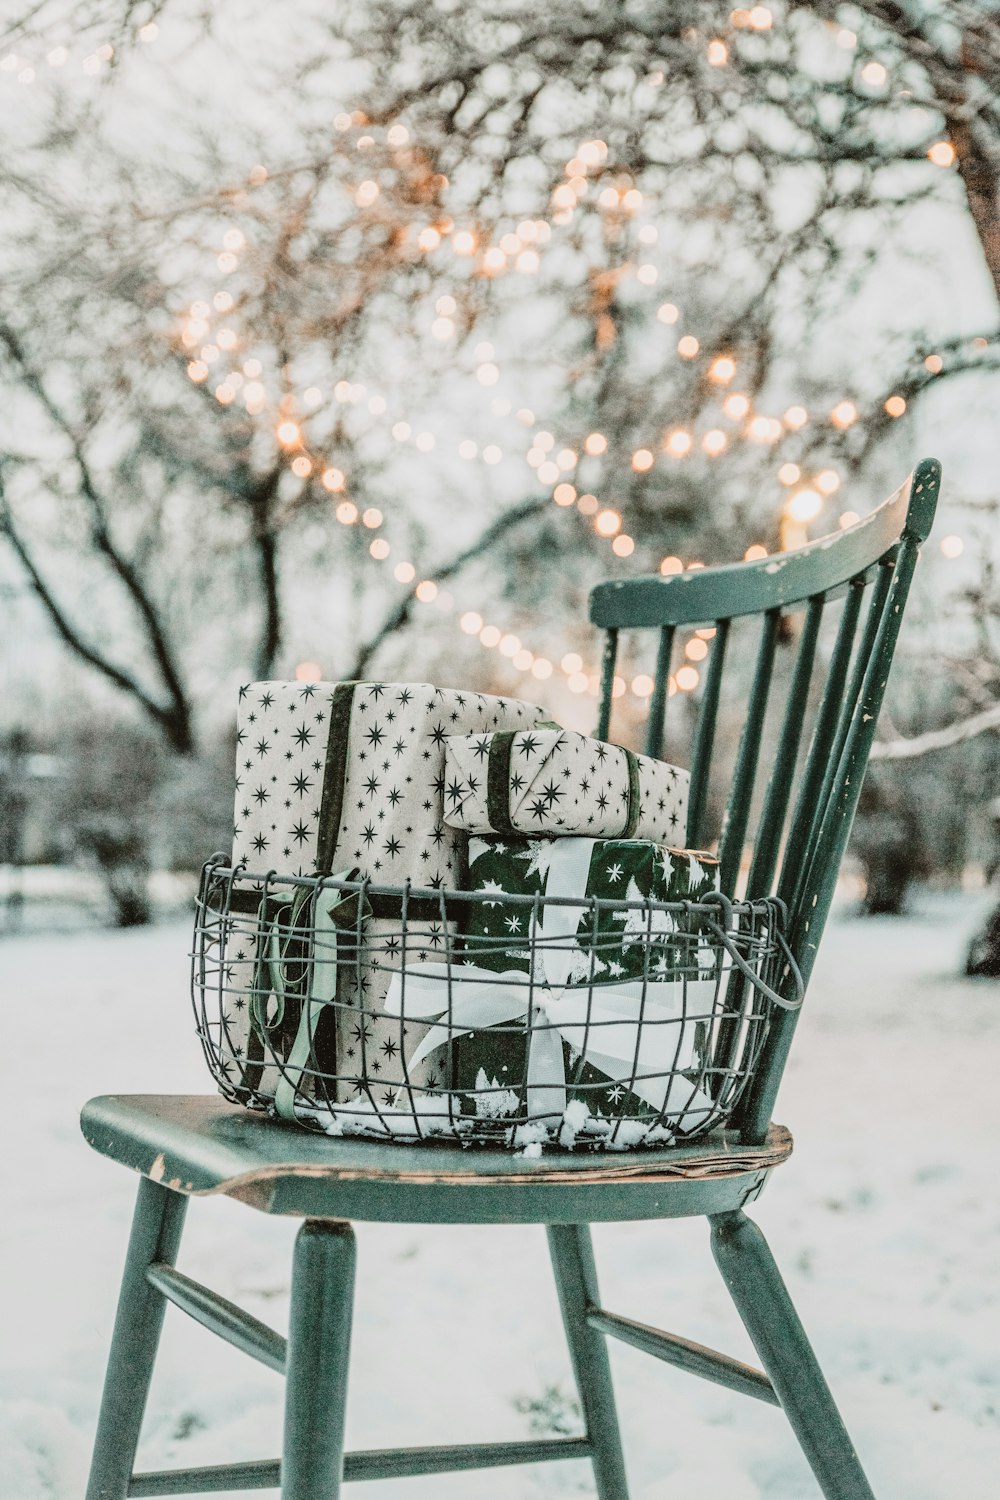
[442,728,689,842]
[221,680,541,1109]
[449,835,720,1132]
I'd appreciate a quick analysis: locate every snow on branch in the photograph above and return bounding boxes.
[871,702,1000,760]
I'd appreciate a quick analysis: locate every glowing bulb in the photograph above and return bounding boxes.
[294,661,322,682]
[291,456,312,478]
[724,394,749,420]
[787,489,823,523]
[187,361,208,382]
[657,303,679,325]
[418,227,441,251]
[702,429,727,456]
[665,430,691,457]
[392,422,411,441]
[585,433,607,455]
[595,510,622,537]
[707,39,728,65]
[513,648,534,672]
[928,141,955,168]
[556,448,577,470]
[394,562,416,584]
[415,431,435,452]
[477,363,500,386]
[612,534,634,556]
[516,249,540,273]
[860,61,886,86]
[778,463,801,485]
[632,449,654,472]
[532,658,553,680]
[839,511,860,529]
[480,625,501,648]
[416,580,438,602]
[784,405,809,429]
[562,653,583,674]
[884,395,907,417]
[482,247,506,273]
[431,317,455,340]
[243,358,262,377]
[925,354,943,374]
[831,400,858,429]
[637,264,658,285]
[940,534,964,558]
[537,461,560,485]
[749,6,772,28]
[553,483,576,506]
[336,501,358,524]
[482,445,502,465]
[745,544,768,561]
[816,469,840,495]
[677,335,700,358]
[708,356,736,384]
[498,634,521,658]
[676,665,700,691]
[458,440,478,460]
[277,421,300,447]
[632,674,654,698]
[577,494,599,515]
[568,672,589,694]
[460,611,483,634]
[660,556,683,575]
[369,538,390,560]
[362,507,383,528]
[387,124,409,146]
[748,417,782,443]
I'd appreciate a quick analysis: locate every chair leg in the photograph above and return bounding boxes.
[710,1211,876,1500]
[547,1224,630,1500]
[281,1219,356,1500]
[85,1176,188,1500]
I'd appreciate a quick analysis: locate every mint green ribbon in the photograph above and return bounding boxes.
[247,873,364,1122]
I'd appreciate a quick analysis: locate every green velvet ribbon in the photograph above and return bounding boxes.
[247,874,369,1122]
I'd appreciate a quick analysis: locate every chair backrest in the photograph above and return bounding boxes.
[589,457,941,1142]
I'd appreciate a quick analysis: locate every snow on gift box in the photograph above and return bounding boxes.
[192,850,800,1149]
[442,726,689,841]
[217,679,542,1108]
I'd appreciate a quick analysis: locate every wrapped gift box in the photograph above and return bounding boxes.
[222,680,542,1108]
[442,727,689,842]
[383,835,722,1138]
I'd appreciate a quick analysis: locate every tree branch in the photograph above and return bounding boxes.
[0,320,194,744]
[346,495,551,680]
[0,483,194,751]
[871,702,1000,760]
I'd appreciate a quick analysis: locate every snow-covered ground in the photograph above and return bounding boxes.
[2,890,998,1499]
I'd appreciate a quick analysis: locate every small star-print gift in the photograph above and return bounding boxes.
[220,679,543,1111]
[383,835,724,1142]
[442,728,689,841]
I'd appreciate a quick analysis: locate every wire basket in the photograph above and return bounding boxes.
[192,856,803,1152]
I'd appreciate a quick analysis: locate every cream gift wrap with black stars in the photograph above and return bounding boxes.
[221,681,542,1111]
[442,727,689,842]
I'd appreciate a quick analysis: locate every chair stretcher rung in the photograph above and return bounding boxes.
[146,1263,287,1375]
[587,1307,778,1406]
[128,1437,594,1494]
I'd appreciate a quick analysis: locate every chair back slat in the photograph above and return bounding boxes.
[785,560,894,918]
[717,610,780,895]
[596,628,618,740]
[738,527,927,1141]
[777,577,865,907]
[685,619,730,848]
[642,626,676,757]
[745,595,824,900]
[587,458,941,1144]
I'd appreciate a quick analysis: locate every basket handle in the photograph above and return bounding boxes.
[699,893,805,1012]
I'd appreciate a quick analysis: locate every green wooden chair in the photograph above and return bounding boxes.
[81,458,940,1500]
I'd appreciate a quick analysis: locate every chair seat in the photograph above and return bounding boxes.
[81,1095,791,1224]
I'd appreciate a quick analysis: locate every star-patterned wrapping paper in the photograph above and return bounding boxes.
[222,680,542,1110]
[442,728,689,842]
[450,835,721,1132]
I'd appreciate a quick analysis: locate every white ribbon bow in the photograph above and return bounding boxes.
[383,838,718,1121]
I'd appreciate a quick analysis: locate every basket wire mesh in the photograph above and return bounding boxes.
[192,857,802,1152]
